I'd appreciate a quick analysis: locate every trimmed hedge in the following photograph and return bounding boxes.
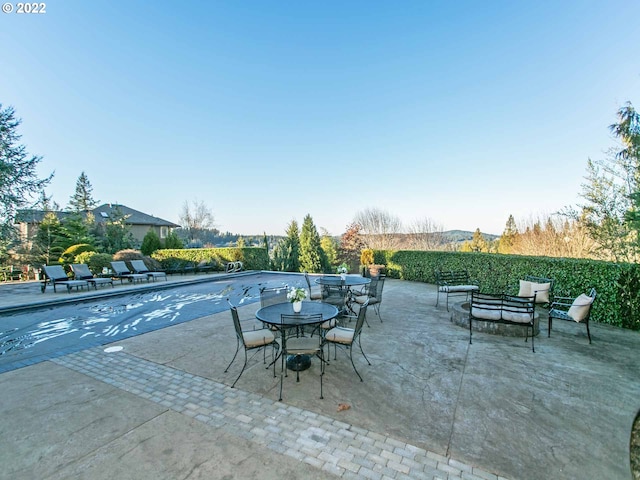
[151,247,269,272]
[372,250,640,331]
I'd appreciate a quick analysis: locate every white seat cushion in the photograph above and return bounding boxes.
[440,285,479,293]
[243,329,276,348]
[325,326,354,344]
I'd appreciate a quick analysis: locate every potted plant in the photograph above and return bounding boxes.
[287,286,307,313]
[336,263,349,280]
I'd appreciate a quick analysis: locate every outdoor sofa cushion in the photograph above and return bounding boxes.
[518,280,551,303]
[438,284,479,293]
[567,294,595,322]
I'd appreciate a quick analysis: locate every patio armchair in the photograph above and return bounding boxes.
[130,259,167,282]
[548,288,597,344]
[304,272,323,300]
[279,313,325,401]
[320,276,348,317]
[435,270,479,311]
[41,265,89,293]
[224,302,279,388]
[259,286,290,331]
[324,300,371,381]
[110,261,148,284]
[353,274,385,322]
[70,263,114,290]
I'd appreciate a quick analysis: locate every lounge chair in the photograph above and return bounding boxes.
[41,265,89,293]
[70,263,114,290]
[110,261,148,284]
[130,259,167,282]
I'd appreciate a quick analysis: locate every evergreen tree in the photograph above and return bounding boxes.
[283,220,300,272]
[320,229,339,267]
[32,211,68,265]
[262,232,269,253]
[299,214,326,273]
[498,215,518,254]
[141,230,162,255]
[460,228,489,252]
[163,231,184,249]
[68,171,98,212]
[0,104,52,242]
[100,205,134,253]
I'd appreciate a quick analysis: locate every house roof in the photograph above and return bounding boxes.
[16,203,180,228]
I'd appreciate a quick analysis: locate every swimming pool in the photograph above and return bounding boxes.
[0,272,299,373]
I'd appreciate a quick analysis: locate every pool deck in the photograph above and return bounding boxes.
[1,273,639,480]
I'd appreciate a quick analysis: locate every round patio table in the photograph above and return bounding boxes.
[315,275,371,317]
[256,301,338,371]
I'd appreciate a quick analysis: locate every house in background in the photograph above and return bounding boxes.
[16,203,180,247]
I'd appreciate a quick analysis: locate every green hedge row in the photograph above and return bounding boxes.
[372,250,640,331]
[152,247,269,271]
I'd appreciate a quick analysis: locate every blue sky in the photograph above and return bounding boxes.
[2,1,639,236]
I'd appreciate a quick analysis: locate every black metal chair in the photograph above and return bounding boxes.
[259,286,290,331]
[279,313,325,401]
[224,302,279,388]
[320,277,348,318]
[324,300,371,382]
[353,275,385,322]
[303,272,323,300]
[548,288,597,344]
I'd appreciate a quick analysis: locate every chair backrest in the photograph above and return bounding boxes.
[281,313,323,329]
[365,276,379,296]
[42,265,68,282]
[70,263,94,280]
[260,286,288,308]
[304,272,312,290]
[228,305,245,344]
[110,261,131,275]
[130,259,149,273]
[374,275,385,300]
[353,300,370,338]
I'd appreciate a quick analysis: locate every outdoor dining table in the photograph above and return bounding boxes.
[315,275,372,317]
[255,301,339,371]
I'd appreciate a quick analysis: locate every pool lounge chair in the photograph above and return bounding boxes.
[41,264,89,293]
[130,259,167,282]
[70,263,114,290]
[110,261,148,284]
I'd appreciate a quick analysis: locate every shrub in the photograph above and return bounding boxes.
[74,251,113,274]
[113,249,145,262]
[371,249,640,331]
[59,244,94,264]
[152,247,268,271]
[141,230,162,256]
[360,248,374,266]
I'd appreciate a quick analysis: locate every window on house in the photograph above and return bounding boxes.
[160,226,168,239]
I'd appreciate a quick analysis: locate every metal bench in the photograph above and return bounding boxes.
[435,270,479,311]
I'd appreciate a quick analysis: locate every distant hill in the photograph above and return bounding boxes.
[441,230,500,243]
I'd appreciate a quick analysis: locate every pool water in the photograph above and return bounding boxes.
[0,272,297,373]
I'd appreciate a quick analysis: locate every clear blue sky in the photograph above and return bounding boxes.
[2,1,639,236]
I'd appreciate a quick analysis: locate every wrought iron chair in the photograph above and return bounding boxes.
[353,274,385,322]
[279,313,325,401]
[320,276,348,318]
[259,285,289,331]
[548,288,597,344]
[324,300,371,381]
[224,302,279,388]
[303,272,323,300]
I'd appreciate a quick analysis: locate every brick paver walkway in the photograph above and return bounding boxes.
[54,347,509,480]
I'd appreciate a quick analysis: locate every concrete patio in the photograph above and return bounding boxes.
[1,275,638,480]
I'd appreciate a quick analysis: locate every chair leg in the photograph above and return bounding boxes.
[349,346,364,382]
[231,350,248,388]
[224,338,241,374]
[586,321,592,344]
[548,316,553,337]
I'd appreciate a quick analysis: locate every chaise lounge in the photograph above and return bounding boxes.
[110,261,148,284]
[130,259,167,282]
[41,264,89,293]
[70,263,114,290]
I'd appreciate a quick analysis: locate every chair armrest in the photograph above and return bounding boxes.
[550,301,572,309]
